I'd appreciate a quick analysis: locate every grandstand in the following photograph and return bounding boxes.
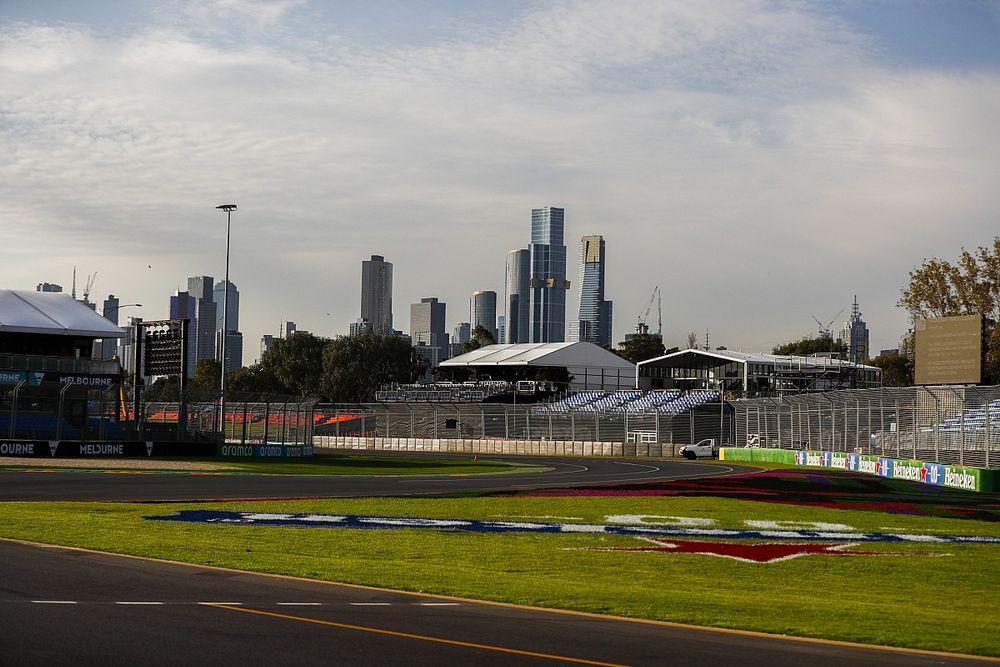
[538,389,719,415]
[375,382,511,402]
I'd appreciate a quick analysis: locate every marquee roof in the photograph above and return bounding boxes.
[0,290,126,338]
[440,342,636,370]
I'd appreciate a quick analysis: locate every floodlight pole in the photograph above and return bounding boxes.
[217,204,237,442]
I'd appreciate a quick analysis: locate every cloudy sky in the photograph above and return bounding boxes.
[3,0,999,362]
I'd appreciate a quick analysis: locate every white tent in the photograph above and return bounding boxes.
[441,342,635,391]
[0,290,126,338]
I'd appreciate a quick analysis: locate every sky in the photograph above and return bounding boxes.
[3,0,999,363]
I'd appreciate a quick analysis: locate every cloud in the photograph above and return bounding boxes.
[1,0,998,355]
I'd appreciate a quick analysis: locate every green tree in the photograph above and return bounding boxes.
[462,325,496,353]
[189,358,221,391]
[616,334,666,363]
[899,238,1000,382]
[143,375,180,401]
[227,363,281,394]
[869,351,913,387]
[261,332,330,396]
[321,332,425,402]
[772,336,847,357]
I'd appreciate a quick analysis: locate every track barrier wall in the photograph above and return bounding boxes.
[314,435,676,458]
[720,447,997,493]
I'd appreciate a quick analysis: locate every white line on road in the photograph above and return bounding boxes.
[277,602,323,606]
[198,602,243,606]
[349,602,392,606]
[418,602,461,606]
[115,601,164,605]
[31,600,77,604]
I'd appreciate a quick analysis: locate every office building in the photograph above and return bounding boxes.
[528,206,569,342]
[349,318,371,336]
[261,334,275,357]
[570,235,613,346]
[169,290,197,376]
[284,321,297,338]
[96,294,120,360]
[504,248,530,343]
[410,297,450,362]
[471,290,498,343]
[453,322,470,344]
[217,331,243,375]
[36,283,62,293]
[213,280,239,333]
[842,296,870,364]
[497,315,505,347]
[186,275,218,370]
[360,255,393,335]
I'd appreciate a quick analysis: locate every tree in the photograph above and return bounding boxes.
[228,363,281,395]
[260,332,329,397]
[322,332,425,402]
[143,375,180,401]
[616,334,666,364]
[899,238,1000,382]
[687,332,698,350]
[189,358,221,392]
[462,324,496,353]
[772,336,847,357]
[870,351,913,387]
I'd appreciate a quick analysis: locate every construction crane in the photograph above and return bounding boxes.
[83,271,97,305]
[637,286,661,336]
[811,309,844,339]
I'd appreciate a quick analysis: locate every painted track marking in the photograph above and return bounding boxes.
[115,601,164,605]
[205,604,625,667]
[31,600,76,604]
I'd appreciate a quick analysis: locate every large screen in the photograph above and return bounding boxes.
[914,315,983,385]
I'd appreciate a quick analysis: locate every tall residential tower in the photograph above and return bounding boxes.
[504,248,530,343]
[360,255,393,335]
[570,235,613,346]
[528,207,569,342]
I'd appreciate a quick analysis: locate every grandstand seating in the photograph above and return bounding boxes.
[0,414,79,439]
[924,399,1000,433]
[539,389,719,414]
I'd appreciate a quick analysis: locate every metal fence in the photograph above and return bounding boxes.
[733,385,1000,469]
[314,402,732,451]
[0,381,316,446]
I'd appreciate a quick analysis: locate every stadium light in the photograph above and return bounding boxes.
[217,204,237,441]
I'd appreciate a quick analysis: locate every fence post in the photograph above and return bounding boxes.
[56,383,71,441]
[571,412,576,443]
[481,407,486,440]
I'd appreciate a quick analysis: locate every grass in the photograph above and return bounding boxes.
[1,493,997,656]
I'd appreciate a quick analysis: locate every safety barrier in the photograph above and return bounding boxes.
[720,447,997,493]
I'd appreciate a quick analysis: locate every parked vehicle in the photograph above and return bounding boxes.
[679,438,719,460]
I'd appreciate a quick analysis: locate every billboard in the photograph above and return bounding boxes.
[914,315,982,385]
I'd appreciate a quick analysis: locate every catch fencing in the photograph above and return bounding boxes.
[733,385,1000,469]
[314,402,732,456]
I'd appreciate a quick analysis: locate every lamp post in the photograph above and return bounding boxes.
[216,204,237,441]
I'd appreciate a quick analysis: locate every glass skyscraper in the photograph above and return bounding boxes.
[528,206,568,342]
[360,255,393,335]
[471,290,498,343]
[504,248,530,343]
[570,235,613,346]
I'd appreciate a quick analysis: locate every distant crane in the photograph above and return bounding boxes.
[636,286,661,336]
[83,271,97,305]
[812,309,844,339]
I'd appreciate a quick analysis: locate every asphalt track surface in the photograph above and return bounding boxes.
[0,453,992,665]
[0,454,757,502]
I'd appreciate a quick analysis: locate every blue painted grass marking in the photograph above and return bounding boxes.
[145,510,1000,545]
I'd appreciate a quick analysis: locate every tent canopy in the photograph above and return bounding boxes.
[441,342,635,370]
[0,290,126,338]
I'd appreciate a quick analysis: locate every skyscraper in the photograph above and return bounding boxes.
[186,275,218,370]
[504,248,530,343]
[453,322,471,344]
[410,297,450,364]
[169,290,198,376]
[570,235,613,346]
[842,296,870,364]
[213,280,239,333]
[471,290,498,343]
[360,255,393,335]
[97,294,120,360]
[36,282,62,293]
[528,207,569,342]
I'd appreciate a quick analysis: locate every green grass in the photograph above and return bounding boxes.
[1,494,997,656]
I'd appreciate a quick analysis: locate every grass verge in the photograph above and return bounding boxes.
[1,493,997,656]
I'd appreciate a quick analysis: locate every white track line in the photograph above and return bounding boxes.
[31,600,77,604]
[276,602,322,606]
[198,602,243,606]
[349,602,392,606]
[115,601,164,605]
[418,602,460,606]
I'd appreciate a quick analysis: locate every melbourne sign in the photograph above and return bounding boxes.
[0,371,118,387]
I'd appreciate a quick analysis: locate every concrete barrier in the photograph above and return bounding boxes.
[315,435,640,458]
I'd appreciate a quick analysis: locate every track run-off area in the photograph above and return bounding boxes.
[0,452,996,665]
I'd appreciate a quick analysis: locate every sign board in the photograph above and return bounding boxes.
[914,315,982,385]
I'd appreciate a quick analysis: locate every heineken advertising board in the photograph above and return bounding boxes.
[721,448,996,493]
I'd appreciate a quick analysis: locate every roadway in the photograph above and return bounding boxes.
[0,540,984,666]
[0,454,753,501]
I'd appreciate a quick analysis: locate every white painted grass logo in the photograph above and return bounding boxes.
[146,511,1000,546]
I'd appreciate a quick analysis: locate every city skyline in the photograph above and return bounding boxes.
[4,2,999,356]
